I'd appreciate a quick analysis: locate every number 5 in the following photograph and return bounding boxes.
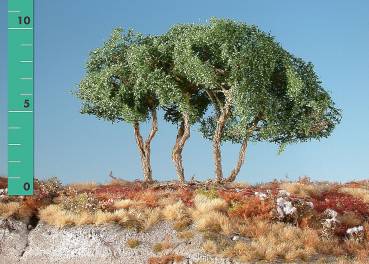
[24,99,30,108]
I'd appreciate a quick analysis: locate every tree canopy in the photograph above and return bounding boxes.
[157,18,341,182]
[75,18,341,183]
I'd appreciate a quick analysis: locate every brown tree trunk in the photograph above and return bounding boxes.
[213,101,231,183]
[133,110,158,182]
[172,113,190,183]
[224,116,260,183]
[225,139,248,183]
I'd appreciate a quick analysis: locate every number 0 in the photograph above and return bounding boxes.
[23,182,30,191]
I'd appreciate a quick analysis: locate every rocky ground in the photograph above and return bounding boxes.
[1,218,239,264]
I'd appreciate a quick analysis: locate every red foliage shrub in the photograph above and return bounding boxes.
[93,184,143,200]
[134,189,159,207]
[177,187,194,206]
[229,196,274,220]
[218,188,254,203]
[334,223,351,238]
[0,177,7,189]
[311,189,369,217]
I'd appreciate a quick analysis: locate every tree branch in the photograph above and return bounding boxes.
[224,115,261,183]
[145,109,158,146]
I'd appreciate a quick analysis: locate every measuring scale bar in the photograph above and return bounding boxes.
[8,0,34,195]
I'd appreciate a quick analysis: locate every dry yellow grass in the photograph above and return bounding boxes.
[115,209,142,230]
[339,187,369,203]
[39,205,144,229]
[227,222,320,262]
[157,195,178,207]
[177,230,194,240]
[202,240,218,254]
[189,194,231,235]
[109,178,131,186]
[142,208,161,231]
[173,217,192,231]
[0,202,21,218]
[203,220,323,262]
[152,235,172,253]
[193,194,228,214]
[127,238,140,248]
[236,218,270,238]
[162,200,187,221]
[279,182,331,197]
[67,182,97,191]
[94,210,120,225]
[74,211,95,225]
[113,199,135,209]
[193,211,232,235]
[226,241,253,261]
[39,204,78,228]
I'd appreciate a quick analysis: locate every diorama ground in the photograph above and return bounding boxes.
[1,176,369,263]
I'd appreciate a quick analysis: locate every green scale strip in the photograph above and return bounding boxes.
[8,0,34,195]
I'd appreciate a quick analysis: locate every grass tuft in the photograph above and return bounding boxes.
[127,238,140,248]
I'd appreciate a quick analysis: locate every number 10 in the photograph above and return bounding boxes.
[18,16,31,25]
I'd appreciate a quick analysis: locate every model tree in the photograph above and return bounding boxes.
[76,19,341,184]
[152,33,210,182]
[164,19,341,183]
[76,29,162,182]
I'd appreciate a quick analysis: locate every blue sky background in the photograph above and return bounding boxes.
[0,0,368,184]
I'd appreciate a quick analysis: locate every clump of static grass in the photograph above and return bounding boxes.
[193,194,228,214]
[173,217,192,231]
[152,243,163,253]
[190,194,231,235]
[193,211,232,235]
[39,205,142,229]
[202,219,323,262]
[94,210,120,225]
[67,182,97,192]
[162,200,187,221]
[39,204,79,228]
[0,202,21,218]
[177,230,194,241]
[113,199,140,210]
[127,238,140,248]
[279,182,332,198]
[228,222,320,262]
[152,235,172,253]
[142,207,161,231]
[0,198,40,221]
[202,239,218,255]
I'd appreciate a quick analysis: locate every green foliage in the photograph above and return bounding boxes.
[76,26,210,126]
[159,18,341,147]
[195,187,219,199]
[75,28,159,124]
